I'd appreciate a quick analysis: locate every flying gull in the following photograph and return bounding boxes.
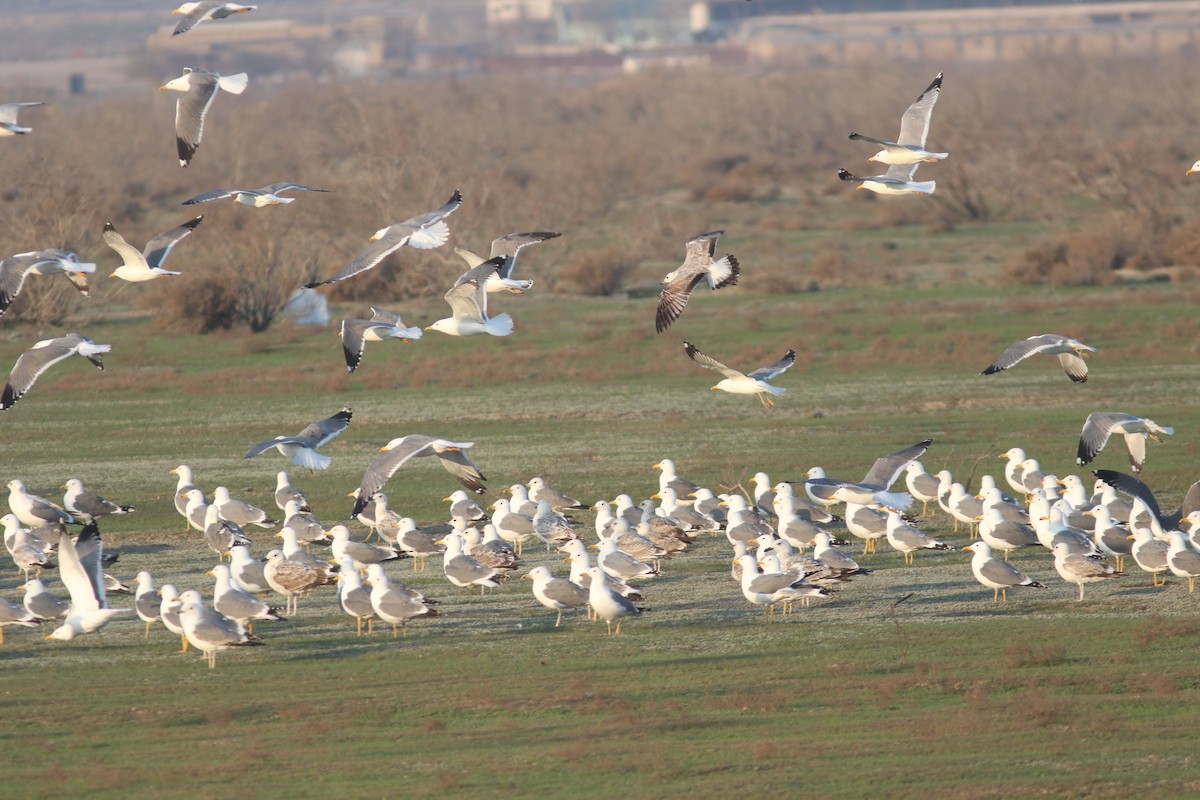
[0,250,96,318]
[182,182,330,207]
[656,230,740,333]
[1091,469,1200,531]
[1077,412,1174,473]
[453,230,561,293]
[837,164,935,196]
[172,2,257,36]
[351,435,486,517]
[848,72,947,166]
[339,308,422,373]
[159,67,249,167]
[48,522,128,640]
[981,334,1097,383]
[104,217,203,281]
[2,333,110,411]
[425,257,514,337]
[304,189,462,288]
[800,439,930,511]
[0,101,43,136]
[244,406,352,471]
[683,340,795,408]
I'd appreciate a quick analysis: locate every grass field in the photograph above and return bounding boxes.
[3,268,1200,798]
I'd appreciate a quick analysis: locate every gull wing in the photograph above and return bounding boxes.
[447,259,503,320]
[258,182,331,196]
[293,407,353,447]
[353,435,479,515]
[882,163,920,182]
[305,229,413,288]
[143,216,204,268]
[981,334,1059,375]
[684,230,724,261]
[488,231,560,278]
[747,350,796,382]
[175,71,219,167]
[181,187,240,205]
[0,102,42,125]
[861,439,933,488]
[57,526,104,613]
[3,335,108,411]
[399,189,462,249]
[656,265,708,334]
[896,72,942,148]
[682,341,744,380]
[1077,412,1130,467]
[103,223,149,268]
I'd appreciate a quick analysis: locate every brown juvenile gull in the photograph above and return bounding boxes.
[1077,412,1174,473]
[244,406,352,472]
[0,101,43,136]
[964,541,1045,602]
[104,217,203,282]
[683,340,795,408]
[656,230,740,333]
[171,2,257,36]
[981,334,1097,383]
[2,333,109,411]
[159,68,248,168]
[351,435,486,517]
[848,72,947,166]
[182,182,329,207]
[0,250,95,318]
[263,549,331,615]
[339,309,422,373]
[453,230,561,293]
[304,189,461,288]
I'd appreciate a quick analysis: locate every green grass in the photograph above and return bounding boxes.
[3,281,1200,798]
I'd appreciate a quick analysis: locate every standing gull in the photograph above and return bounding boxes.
[171,2,257,36]
[335,558,377,636]
[364,563,438,637]
[964,541,1045,602]
[1051,541,1122,601]
[170,465,204,529]
[425,258,515,337]
[1077,412,1174,473]
[244,406,352,472]
[339,309,422,373]
[159,67,249,168]
[21,578,69,627]
[453,230,561,293]
[104,217,203,282]
[304,189,462,288]
[0,596,42,644]
[0,101,42,136]
[212,486,276,529]
[683,340,795,408]
[656,230,740,333]
[0,250,95,318]
[524,566,588,627]
[63,478,136,520]
[848,72,947,166]
[210,564,283,633]
[351,435,486,517]
[175,589,262,669]
[133,571,161,638]
[182,182,330,207]
[7,479,75,526]
[2,334,109,411]
[1165,532,1200,593]
[981,334,1097,383]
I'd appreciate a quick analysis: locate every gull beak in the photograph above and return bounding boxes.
[855,185,866,191]
[442,496,452,502]
[158,85,170,91]
[1189,167,1198,175]
[206,570,214,577]
[424,325,434,331]
[710,385,719,391]
[379,446,388,452]
[435,539,446,546]
[961,545,972,551]
[522,573,532,581]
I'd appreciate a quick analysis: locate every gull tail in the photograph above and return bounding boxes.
[486,313,514,337]
[908,180,937,195]
[217,73,250,95]
[877,491,914,511]
[291,450,332,471]
[408,220,450,250]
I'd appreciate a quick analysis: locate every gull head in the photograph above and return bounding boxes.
[1188,159,1200,176]
[159,75,190,92]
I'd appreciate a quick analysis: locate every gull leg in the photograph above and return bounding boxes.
[555,610,563,627]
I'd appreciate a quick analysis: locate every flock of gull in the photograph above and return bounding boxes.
[2,8,1198,668]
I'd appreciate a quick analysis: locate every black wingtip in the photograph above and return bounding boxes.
[837,168,858,182]
[184,215,204,229]
[103,222,115,232]
[981,365,1001,376]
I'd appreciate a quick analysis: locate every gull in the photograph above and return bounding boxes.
[210,564,283,634]
[244,406,352,472]
[1091,469,1200,532]
[159,584,188,651]
[339,308,422,373]
[803,439,930,512]
[976,507,1039,560]
[264,549,332,615]
[507,484,539,518]
[62,478,136,521]
[0,250,95,317]
[533,500,577,550]
[1077,412,1174,473]
[849,72,946,167]
[813,531,866,576]
[963,541,1045,602]
[10,525,54,579]
[335,558,377,636]
[524,566,588,627]
[1165,531,1200,592]
[445,488,486,521]
[425,257,514,337]
[48,523,127,640]
[837,163,934,196]
[183,489,211,532]
[528,476,585,511]
[329,525,402,571]
[212,486,276,528]
[203,504,252,559]
[364,563,438,637]
[273,472,309,513]
[844,502,889,555]
[7,479,75,527]
[1085,506,1132,571]
[170,465,204,529]
[159,68,248,167]
[884,510,951,564]
[1052,541,1122,601]
[904,462,941,517]
[304,189,462,288]
[0,596,42,644]
[464,524,522,570]
[351,435,486,517]
[171,2,257,36]
[21,578,69,627]
[133,571,161,638]
[175,589,262,669]
[683,340,795,408]
[182,182,330,207]
[2,333,110,412]
[438,531,505,593]
[583,567,642,635]
[999,448,1030,496]
[1129,529,1170,587]
[103,217,203,282]
[394,517,444,572]
[653,487,719,533]
[227,545,271,594]
[281,500,327,548]
[653,459,701,500]
[656,230,740,333]
[736,554,825,621]
[594,538,659,582]
[453,230,561,293]
[981,334,1097,383]
[0,101,42,136]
